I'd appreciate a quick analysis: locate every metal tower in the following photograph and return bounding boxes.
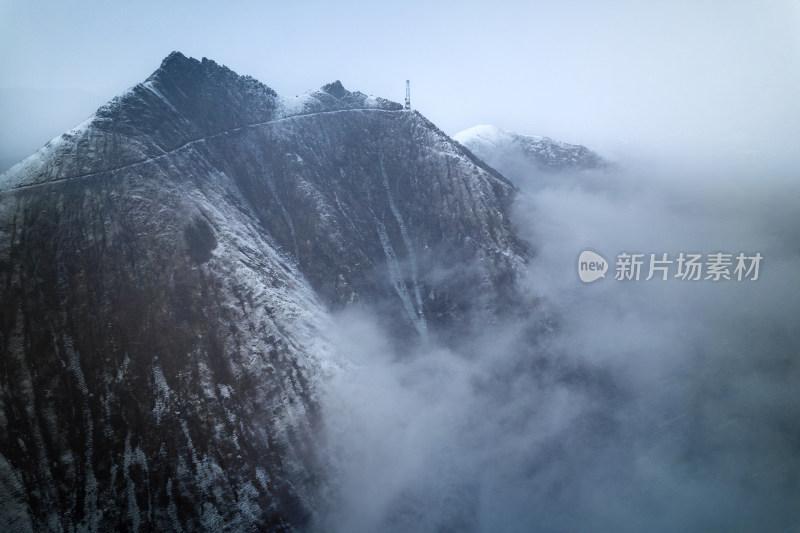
[404,80,411,110]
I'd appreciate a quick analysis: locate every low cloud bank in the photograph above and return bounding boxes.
[312,154,800,532]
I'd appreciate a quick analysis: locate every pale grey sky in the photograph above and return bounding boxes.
[1,0,799,164]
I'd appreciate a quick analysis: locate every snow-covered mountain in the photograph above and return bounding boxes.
[0,52,526,530]
[454,125,605,188]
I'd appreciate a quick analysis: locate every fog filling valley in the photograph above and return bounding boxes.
[312,153,800,532]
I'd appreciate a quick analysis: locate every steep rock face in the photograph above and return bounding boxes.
[0,106,333,531]
[454,125,605,187]
[205,107,524,340]
[0,52,526,530]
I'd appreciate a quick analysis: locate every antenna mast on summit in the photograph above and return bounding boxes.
[404,80,411,110]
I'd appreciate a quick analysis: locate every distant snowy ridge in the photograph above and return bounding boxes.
[454,124,606,185]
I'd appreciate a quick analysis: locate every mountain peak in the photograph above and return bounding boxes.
[146,51,277,99]
[150,51,222,84]
[158,50,191,69]
[321,80,349,98]
[279,81,403,116]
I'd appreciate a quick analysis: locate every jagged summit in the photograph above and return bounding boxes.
[161,49,189,64]
[0,52,407,189]
[138,51,280,134]
[155,50,197,74]
[148,51,277,101]
[321,80,348,98]
[283,80,402,115]
[145,52,401,117]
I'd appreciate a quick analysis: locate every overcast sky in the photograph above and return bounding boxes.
[1,0,799,163]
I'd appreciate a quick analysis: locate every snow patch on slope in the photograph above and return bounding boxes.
[453,124,520,147]
[0,117,94,188]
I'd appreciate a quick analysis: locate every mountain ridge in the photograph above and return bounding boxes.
[1,52,397,191]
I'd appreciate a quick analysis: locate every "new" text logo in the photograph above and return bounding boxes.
[578,250,608,283]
